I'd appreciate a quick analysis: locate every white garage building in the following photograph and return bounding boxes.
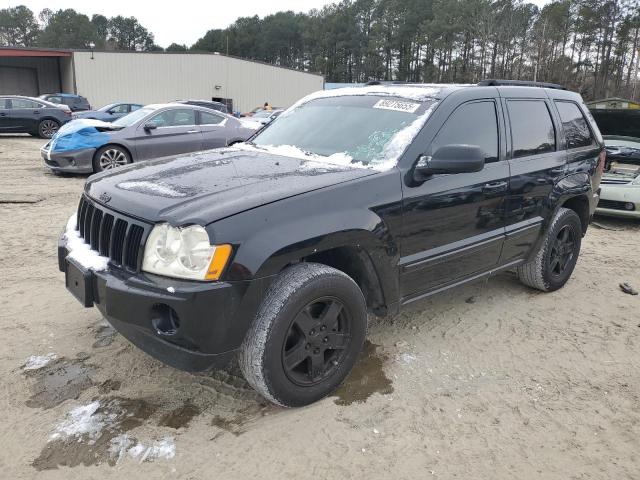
[0,47,324,113]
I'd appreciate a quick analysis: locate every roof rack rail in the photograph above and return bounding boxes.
[364,80,411,86]
[478,79,566,90]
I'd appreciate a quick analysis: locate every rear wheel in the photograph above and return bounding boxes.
[93,145,131,172]
[239,263,367,407]
[517,207,582,292]
[38,119,60,139]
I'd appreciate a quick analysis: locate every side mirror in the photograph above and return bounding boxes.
[414,144,485,180]
[143,122,157,131]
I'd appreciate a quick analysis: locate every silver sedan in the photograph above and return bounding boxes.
[41,103,259,174]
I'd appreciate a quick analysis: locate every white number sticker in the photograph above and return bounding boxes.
[373,99,420,113]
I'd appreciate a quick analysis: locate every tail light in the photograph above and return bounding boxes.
[597,149,606,174]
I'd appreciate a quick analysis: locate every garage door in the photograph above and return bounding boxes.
[0,67,38,96]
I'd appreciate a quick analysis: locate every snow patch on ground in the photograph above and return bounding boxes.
[23,352,57,371]
[397,353,418,365]
[50,401,116,442]
[109,434,175,464]
[117,180,188,198]
[64,214,109,271]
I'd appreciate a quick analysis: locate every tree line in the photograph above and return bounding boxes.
[1,1,639,100]
[0,6,159,51]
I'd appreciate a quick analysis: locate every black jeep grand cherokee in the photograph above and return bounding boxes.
[58,81,604,407]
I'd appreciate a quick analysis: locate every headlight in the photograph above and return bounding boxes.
[142,224,232,281]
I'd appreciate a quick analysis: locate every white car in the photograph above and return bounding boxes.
[251,109,285,125]
[596,136,640,219]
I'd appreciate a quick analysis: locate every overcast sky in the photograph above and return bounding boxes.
[10,0,551,48]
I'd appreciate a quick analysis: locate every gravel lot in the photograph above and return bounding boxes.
[1,134,639,479]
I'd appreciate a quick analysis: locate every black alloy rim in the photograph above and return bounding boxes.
[282,297,352,386]
[549,225,575,277]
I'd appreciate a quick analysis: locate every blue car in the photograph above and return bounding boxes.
[72,103,144,122]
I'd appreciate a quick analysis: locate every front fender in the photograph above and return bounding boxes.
[208,171,403,306]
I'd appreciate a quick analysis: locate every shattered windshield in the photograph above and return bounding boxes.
[252,95,436,168]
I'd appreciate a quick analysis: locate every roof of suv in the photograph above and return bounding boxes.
[306,81,583,106]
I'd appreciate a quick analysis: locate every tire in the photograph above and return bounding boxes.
[517,207,582,292]
[38,119,60,139]
[93,145,131,172]
[239,263,367,407]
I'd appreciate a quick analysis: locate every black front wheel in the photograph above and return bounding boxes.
[240,263,367,407]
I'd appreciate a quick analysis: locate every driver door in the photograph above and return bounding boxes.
[399,99,509,299]
[134,108,203,160]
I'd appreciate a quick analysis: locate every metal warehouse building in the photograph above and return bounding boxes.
[0,47,324,113]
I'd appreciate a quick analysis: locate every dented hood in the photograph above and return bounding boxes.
[49,119,122,153]
[85,148,377,225]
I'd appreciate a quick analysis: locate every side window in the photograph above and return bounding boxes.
[508,100,556,158]
[199,111,224,125]
[555,101,594,149]
[130,104,141,112]
[0,98,9,109]
[48,96,62,104]
[148,109,196,127]
[431,101,499,162]
[110,104,129,114]
[11,98,41,109]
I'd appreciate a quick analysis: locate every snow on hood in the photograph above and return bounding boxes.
[238,118,263,130]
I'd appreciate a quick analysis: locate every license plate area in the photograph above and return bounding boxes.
[65,258,94,307]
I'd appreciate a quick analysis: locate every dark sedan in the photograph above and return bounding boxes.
[0,95,72,138]
[73,103,144,122]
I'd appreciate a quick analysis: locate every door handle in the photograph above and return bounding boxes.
[186,130,198,134]
[0,112,6,116]
[33,110,40,114]
[482,181,508,193]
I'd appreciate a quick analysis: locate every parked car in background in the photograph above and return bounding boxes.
[175,100,228,114]
[590,109,640,219]
[41,103,259,173]
[0,95,72,138]
[252,108,285,125]
[39,93,91,112]
[595,136,640,219]
[56,81,603,407]
[73,103,144,122]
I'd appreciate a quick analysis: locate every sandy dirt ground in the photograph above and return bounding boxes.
[1,134,639,480]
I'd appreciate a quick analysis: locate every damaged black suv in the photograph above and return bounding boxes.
[58,81,603,407]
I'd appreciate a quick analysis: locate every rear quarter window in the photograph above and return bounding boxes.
[507,100,556,158]
[555,101,595,149]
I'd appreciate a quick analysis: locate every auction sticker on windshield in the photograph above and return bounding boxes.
[373,99,421,113]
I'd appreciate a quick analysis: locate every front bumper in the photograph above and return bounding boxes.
[41,144,96,174]
[595,184,640,219]
[58,239,267,372]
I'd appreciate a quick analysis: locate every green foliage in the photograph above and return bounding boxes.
[189,0,640,100]
[0,5,156,51]
[0,5,39,46]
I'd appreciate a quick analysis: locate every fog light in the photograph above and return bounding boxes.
[150,304,180,336]
[625,202,635,211]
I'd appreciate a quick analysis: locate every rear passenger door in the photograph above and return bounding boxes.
[198,110,229,149]
[553,100,601,185]
[134,108,203,160]
[0,98,12,131]
[7,98,43,132]
[400,98,509,299]
[500,94,566,264]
